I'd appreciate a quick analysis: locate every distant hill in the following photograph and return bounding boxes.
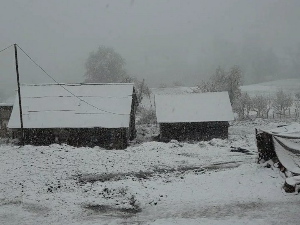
[140,79,300,109]
[241,78,300,96]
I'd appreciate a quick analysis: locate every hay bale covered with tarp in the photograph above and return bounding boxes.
[256,123,300,173]
[256,123,300,192]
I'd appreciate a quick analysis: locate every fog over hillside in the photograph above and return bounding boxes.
[1,0,300,100]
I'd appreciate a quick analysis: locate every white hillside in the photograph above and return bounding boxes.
[241,78,300,97]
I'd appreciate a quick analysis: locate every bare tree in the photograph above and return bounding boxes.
[252,95,267,118]
[295,92,300,117]
[172,81,183,87]
[227,65,242,104]
[265,95,273,118]
[198,65,242,104]
[159,83,167,88]
[244,93,252,118]
[233,92,251,119]
[136,79,151,104]
[198,67,227,92]
[210,66,228,92]
[122,77,151,104]
[273,90,293,116]
[197,80,211,93]
[84,46,127,83]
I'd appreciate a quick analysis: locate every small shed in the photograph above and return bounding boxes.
[8,83,137,149]
[0,103,13,137]
[155,92,234,141]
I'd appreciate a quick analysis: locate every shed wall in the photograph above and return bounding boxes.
[13,127,129,149]
[160,121,229,142]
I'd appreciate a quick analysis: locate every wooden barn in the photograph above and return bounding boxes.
[8,83,137,149]
[155,92,234,142]
[0,103,13,137]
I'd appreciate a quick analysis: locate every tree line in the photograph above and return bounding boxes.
[234,90,297,120]
[198,66,299,120]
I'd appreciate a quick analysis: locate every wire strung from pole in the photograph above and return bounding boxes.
[0,44,14,53]
[16,44,129,115]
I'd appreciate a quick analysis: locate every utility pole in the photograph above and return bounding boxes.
[14,44,24,145]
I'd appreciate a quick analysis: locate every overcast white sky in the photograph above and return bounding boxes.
[1,0,300,99]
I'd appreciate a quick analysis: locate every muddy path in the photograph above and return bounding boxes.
[76,161,242,184]
[94,199,300,225]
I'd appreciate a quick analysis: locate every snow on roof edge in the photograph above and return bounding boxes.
[20,83,135,86]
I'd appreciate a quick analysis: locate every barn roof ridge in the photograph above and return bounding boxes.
[20,83,135,86]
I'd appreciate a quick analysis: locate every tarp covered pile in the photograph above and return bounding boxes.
[256,123,300,192]
[257,123,300,174]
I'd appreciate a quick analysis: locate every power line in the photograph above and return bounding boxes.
[0,44,14,53]
[16,44,129,116]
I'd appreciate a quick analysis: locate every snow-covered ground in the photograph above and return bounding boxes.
[1,120,300,225]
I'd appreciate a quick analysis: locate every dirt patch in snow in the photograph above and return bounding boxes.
[0,199,22,206]
[77,162,241,184]
[0,200,50,215]
[204,161,242,170]
[82,204,141,215]
[77,166,205,183]
[22,203,50,214]
[179,200,300,221]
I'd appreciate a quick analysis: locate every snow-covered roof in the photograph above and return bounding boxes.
[155,92,234,123]
[8,83,135,129]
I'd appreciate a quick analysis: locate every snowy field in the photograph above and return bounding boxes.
[1,120,300,225]
[241,78,300,97]
[140,79,300,111]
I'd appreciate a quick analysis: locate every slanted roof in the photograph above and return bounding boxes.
[8,83,135,129]
[155,92,234,123]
